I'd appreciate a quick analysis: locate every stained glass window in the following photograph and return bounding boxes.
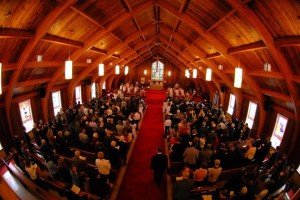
[151,61,164,81]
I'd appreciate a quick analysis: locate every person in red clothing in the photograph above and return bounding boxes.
[193,163,208,187]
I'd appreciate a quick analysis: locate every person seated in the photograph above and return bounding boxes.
[193,163,208,187]
[45,158,59,179]
[57,157,72,184]
[207,159,222,184]
[173,170,195,200]
[25,160,39,180]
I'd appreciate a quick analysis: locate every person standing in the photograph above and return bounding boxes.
[151,147,168,187]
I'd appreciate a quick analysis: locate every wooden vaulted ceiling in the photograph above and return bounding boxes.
[0,0,300,121]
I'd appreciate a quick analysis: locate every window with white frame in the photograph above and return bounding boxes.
[227,94,235,115]
[102,82,106,89]
[270,114,288,148]
[245,101,258,129]
[91,83,96,99]
[52,90,62,116]
[19,99,34,133]
[75,85,82,104]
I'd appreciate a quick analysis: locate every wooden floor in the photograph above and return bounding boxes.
[0,164,37,200]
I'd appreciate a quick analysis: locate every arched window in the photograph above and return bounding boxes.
[151,61,164,81]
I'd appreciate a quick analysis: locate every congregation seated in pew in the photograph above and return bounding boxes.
[163,91,296,200]
[10,83,146,199]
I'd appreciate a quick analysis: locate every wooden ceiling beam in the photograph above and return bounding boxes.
[248,71,284,79]
[206,9,236,32]
[158,1,265,125]
[16,78,52,88]
[228,41,266,54]
[121,0,133,12]
[5,0,76,133]
[179,0,189,15]
[44,2,154,116]
[292,76,300,83]
[260,89,292,102]
[275,36,300,47]
[0,28,34,39]
[90,47,107,55]
[206,52,222,59]
[71,7,105,29]
[228,0,299,140]
[67,28,155,106]
[42,34,83,48]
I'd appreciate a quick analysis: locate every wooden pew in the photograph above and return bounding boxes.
[190,181,226,199]
[189,164,258,198]
[22,151,100,200]
[218,164,258,181]
[1,159,60,200]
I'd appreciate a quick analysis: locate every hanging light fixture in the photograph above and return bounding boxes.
[65,39,72,79]
[115,65,120,74]
[263,63,271,72]
[234,67,242,88]
[0,63,2,95]
[98,63,104,76]
[65,60,73,79]
[185,69,189,77]
[192,69,197,78]
[124,66,129,75]
[234,35,242,88]
[186,71,190,78]
[144,69,147,75]
[206,68,212,81]
[168,70,171,76]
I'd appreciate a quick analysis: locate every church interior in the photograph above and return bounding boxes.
[0,0,299,199]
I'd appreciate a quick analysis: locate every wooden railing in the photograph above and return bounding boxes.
[1,158,60,200]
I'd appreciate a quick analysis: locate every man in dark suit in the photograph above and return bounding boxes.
[151,147,168,187]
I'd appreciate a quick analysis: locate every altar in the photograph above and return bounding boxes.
[150,81,164,90]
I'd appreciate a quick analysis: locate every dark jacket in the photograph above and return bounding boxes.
[151,153,168,172]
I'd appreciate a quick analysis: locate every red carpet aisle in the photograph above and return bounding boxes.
[116,90,167,200]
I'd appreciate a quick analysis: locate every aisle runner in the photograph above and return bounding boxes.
[116,90,166,200]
